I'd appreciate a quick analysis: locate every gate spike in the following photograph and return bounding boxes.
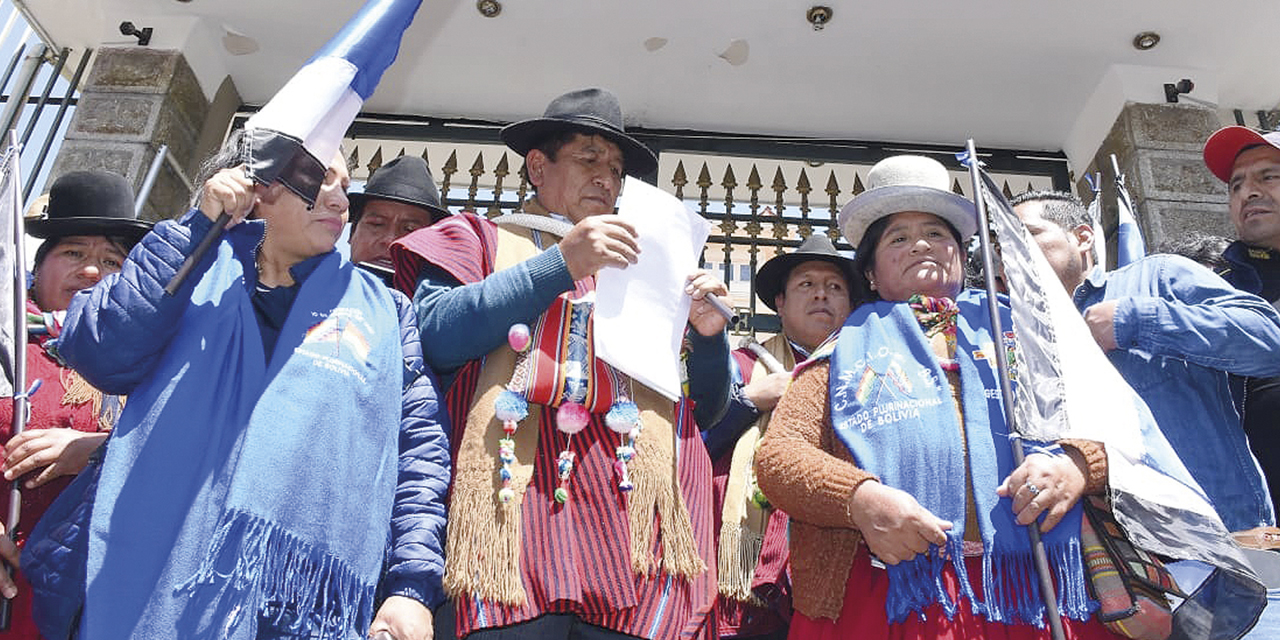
[721,164,737,190]
[671,161,688,199]
[696,163,713,190]
[346,147,359,174]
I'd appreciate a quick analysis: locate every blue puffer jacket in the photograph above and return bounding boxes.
[25,212,449,638]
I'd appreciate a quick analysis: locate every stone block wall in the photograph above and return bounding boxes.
[48,47,234,223]
[1075,102,1235,260]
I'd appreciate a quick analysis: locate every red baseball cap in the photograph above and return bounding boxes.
[1203,126,1280,182]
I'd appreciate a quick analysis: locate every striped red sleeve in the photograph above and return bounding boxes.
[390,211,499,296]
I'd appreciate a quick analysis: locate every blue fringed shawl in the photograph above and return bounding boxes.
[81,225,402,640]
[829,289,1092,626]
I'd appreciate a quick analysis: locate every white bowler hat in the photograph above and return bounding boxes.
[837,155,977,247]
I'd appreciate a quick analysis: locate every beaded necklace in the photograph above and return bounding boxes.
[488,223,646,507]
[494,303,643,505]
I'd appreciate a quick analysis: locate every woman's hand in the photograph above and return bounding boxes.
[198,165,256,226]
[997,451,1087,532]
[3,429,108,488]
[849,481,952,565]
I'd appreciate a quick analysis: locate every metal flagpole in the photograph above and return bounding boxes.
[135,143,168,216]
[964,138,1067,640]
[1,129,29,630]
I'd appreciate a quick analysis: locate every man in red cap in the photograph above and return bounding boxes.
[1203,126,1280,301]
[1203,126,1280,518]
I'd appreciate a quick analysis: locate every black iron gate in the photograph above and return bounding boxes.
[304,112,1069,334]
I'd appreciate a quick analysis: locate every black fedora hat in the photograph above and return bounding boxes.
[27,171,152,246]
[500,88,658,177]
[348,156,450,224]
[755,234,857,311]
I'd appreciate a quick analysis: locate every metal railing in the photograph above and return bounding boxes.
[0,2,86,209]
[217,110,1075,333]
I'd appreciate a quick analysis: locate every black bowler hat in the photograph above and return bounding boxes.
[500,87,658,177]
[348,156,450,225]
[754,234,857,311]
[26,171,151,245]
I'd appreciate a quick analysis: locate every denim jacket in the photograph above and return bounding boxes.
[1075,255,1280,531]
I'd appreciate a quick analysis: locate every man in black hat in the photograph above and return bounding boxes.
[347,155,449,271]
[390,87,731,640]
[702,234,855,640]
[705,234,856,459]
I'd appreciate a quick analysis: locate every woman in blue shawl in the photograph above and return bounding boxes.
[754,155,1122,640]
[49,138,450,640]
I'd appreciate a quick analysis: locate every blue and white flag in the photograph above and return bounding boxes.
[244,0,422,205]
[1113,156,1146,268]
[967,159,1265,640]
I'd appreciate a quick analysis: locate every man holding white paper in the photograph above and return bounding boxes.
[391,88,730,640]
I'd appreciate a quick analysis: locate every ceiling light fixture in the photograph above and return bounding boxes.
[807,6,833,31]
[477,0,501,18]
[1132,31,1160,50]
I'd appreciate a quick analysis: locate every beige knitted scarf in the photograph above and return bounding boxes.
[717,333,794,603]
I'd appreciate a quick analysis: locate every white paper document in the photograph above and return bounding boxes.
[595,177,711,401]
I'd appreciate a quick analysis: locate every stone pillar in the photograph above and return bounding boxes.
[48,46,240,223]
[1074,102,1233,262]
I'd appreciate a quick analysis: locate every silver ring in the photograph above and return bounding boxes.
[1025,481,1041,496]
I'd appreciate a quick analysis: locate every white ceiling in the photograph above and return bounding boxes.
[18,0,1280,169]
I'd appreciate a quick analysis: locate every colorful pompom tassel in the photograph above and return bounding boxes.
[494,389,529,504]
[605,400,640,434]
[556,401,589,434]
[551,402,589,504]
[507,323,531,352]
[554,450,575,504]
[608,399,642,492]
